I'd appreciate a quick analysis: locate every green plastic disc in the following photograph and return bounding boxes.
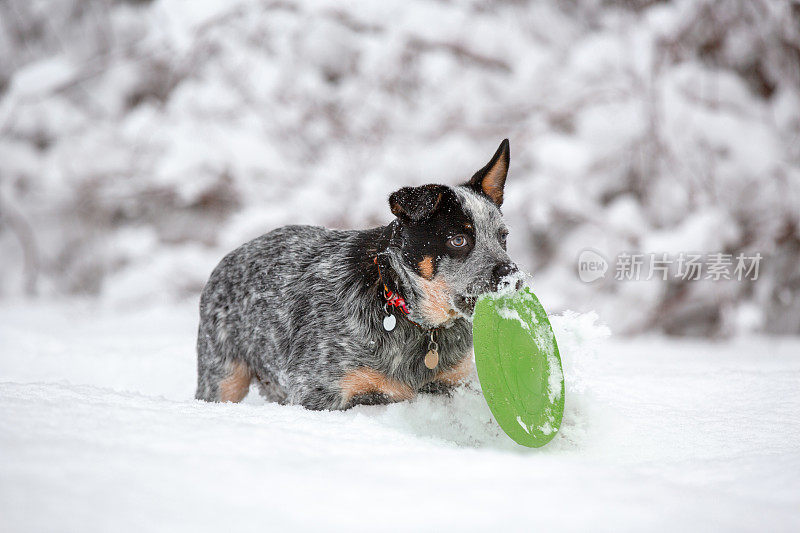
[472,287,565,448]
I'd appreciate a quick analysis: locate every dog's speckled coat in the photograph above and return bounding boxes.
[196,140,517,409]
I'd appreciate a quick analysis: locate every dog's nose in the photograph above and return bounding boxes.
[491,262,519,290]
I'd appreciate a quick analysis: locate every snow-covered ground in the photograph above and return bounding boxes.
[1,301,799,532]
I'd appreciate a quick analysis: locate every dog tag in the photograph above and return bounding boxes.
[383,314,396,331]
[424,349,439,369]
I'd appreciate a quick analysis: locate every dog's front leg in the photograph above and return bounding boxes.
[346,391,395,408]
[419,355,474,396]
[418,380,457,396]
[338,367,414,409]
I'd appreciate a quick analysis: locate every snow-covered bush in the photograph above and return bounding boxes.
[1,0,798,335]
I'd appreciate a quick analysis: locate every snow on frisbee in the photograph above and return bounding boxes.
[472,284,565,447]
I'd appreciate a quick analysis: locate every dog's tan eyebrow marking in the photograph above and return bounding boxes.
[464,223,473,230]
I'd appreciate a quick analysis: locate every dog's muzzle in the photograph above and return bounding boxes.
[453,262,523,316]
[453,294,479,316]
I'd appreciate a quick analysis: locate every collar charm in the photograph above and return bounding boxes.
[381,290,407,331]
[375,256,410,332]
[382,304,397,331]
[425,330,439,369]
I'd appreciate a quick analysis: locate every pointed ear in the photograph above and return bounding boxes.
[389,184,446,222]
[466,139,510,206]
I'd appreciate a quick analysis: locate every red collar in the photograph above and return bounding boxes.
[373,256,409,315]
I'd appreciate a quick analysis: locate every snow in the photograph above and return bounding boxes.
[496,306,528,330]
[1,2,799,527]
[2,301,799,531]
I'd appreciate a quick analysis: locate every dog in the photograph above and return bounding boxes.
[195,139,520,410]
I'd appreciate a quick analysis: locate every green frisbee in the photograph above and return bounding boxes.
[472,287,565,447]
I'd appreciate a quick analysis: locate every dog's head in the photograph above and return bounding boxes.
[385,139,522,327]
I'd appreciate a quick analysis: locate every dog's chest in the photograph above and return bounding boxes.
[376,320,472,383]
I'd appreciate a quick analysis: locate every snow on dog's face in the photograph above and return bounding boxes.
[387,140,520,327]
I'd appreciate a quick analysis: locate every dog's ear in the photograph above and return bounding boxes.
[466,139,510,207]
[389,184,446,222]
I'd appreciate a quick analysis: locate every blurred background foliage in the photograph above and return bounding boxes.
[1,0,799,336]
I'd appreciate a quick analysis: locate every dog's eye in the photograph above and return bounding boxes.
[499,230,508,248]
[448,235,468,248]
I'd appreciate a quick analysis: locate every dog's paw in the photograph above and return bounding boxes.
[418,380,456,396]
[346,391,394,408]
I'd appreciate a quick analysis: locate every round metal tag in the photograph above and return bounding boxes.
[383,314,396,331]
[424,349,439,369]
